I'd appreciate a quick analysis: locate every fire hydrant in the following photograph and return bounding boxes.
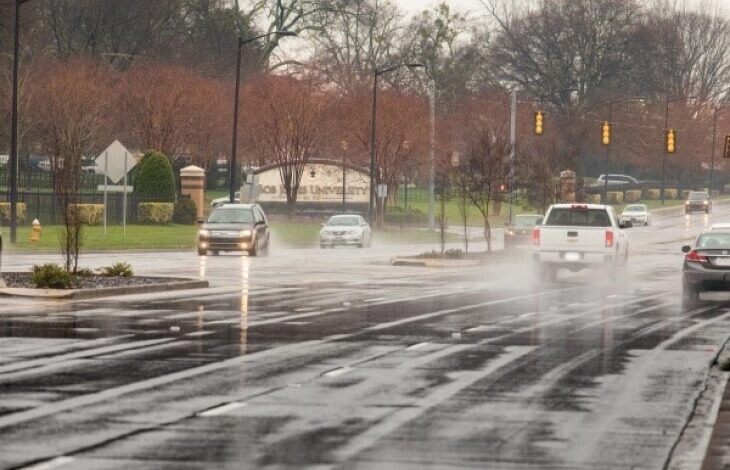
[30,219,41,244]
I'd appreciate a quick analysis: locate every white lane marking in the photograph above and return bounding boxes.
[405,342,430,350]
[185,331,214,337]
[333,346,536,461]
[198,402,246,417]
[21,456,74,470]
[364,297,386,303]
[324,366,353,378]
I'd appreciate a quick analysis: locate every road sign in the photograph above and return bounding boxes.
[95,140,136,184]
[725,135,730,159]
[377,184,388,199]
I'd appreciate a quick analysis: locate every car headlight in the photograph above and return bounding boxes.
[239,229,252,238]
[685,201,690,205]
[198,229,209,237]
[506,230,514,236]
[704,200,709,205]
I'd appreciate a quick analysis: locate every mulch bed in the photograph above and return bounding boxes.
[1,272,180,290]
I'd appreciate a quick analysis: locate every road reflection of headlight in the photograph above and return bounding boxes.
[199,255,207,279]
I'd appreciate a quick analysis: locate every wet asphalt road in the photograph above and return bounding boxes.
[1,206,730,469]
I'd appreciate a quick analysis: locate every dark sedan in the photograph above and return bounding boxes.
[197,204,270,256]
[504,214,543,249]
[682,231,730,306]
[685,191,711,214]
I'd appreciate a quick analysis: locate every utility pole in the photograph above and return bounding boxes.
[10,0,30,244]
[508,91,517,226]
[428,79,436,231]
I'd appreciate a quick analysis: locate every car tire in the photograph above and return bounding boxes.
[682,283,700,308]
[249,238,259,257]
[197,249,207,256]
[261,237,270,257]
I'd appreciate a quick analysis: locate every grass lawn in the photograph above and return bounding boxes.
[3,225,199,251]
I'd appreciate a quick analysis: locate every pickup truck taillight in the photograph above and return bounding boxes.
[532,227,540,246]
[686,250,708,262]
[605,230,614,248]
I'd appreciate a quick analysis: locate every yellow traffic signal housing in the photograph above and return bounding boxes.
[666,129,676,154]
[534,111,544,135]
[601,122,611,146]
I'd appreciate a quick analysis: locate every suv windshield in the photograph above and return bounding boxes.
[689,192,709,201]
[327,216,360,226]
[513,216,542,227]
[545,208,611,227]
[208,208,253,224]
[624,205,645,212]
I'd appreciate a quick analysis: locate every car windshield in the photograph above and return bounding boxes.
[327,216,360,226]
[697,233,730,249]
[689,193,708,201]
[545,208,611,227]
[207,208,253,224]
[513,216,541,227]
[624,206,645,212]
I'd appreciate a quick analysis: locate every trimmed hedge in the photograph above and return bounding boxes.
[133,151,176,202]
[138,203,174,224]
[645,189,661,200]
[173,198,198,225]
[68,204,104,225]
[607,191,624,204]
[625,190,642,203]
[664,188,678,200]
[588,193,602,204]
[0,202,27,224]
[385,207,427,224]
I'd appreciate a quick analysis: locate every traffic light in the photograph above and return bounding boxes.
[665,129,676,154]
[534,111,544,136]
[724,135,730,159]
[601,122,611,146]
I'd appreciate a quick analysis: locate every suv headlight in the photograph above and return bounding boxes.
[198,229,210,237]
[239,230,252,238]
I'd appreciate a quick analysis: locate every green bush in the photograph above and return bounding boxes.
[625,190,642,203]
[664,188,678,200]
[100,262,133,278]
[133,150,176,202]
[607,191,624,204]
[173,198,198,225]
[68,204,104,225]
[0,203,27,224]
[645,188,661,200]
[138,202,174,224]
[588,193,602,204]
[32,264,72,289]
[385,207,427,224]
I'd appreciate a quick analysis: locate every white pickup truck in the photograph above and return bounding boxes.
[532,203,631,281]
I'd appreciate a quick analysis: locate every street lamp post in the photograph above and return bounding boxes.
[229,31,297,204]
[10,0,31,244]
[368,63,425,228]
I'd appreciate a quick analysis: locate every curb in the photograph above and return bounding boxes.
[391,257,484,268]
[0,278,209,300]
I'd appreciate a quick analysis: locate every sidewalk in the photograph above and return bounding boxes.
[702,370,730,469]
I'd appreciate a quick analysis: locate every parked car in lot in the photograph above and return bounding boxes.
[587,174,659,192]
[620,204,650,226]
[211,192,240,207]
[197,204,269,256]
[320,214,372,248]
[681,231,730,307]
[685,191,711,214]
[532,204,631,281]
[504,214,543,249]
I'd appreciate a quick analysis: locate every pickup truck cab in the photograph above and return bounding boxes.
[532,204,631,281]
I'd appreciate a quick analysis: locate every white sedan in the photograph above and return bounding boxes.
[320,215,372,248]
[620,204,650,226]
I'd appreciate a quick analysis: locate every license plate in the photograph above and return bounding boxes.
[335,237,344,241]
[714,257,730,267]
[564,252,581,262]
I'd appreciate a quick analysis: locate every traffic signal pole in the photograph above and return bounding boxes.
[661,95,669,206]
[603,101,613,205]
[508,91,517,226]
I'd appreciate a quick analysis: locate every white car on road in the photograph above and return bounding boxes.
[620,204,650,226]
[320,215,372,248]
[532,203,631,281]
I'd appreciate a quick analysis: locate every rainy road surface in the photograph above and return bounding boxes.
[1,205,730,469]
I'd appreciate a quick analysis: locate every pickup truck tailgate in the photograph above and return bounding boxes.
[539,226,607,252]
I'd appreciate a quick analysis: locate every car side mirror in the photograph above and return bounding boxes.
[620,221,632,229]
[197,218,204,225]
[682,245,691,253]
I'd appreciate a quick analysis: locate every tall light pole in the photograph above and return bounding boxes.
[229,31,297,204]
[428,78,436,231]
[10,0,31,244]
[368,63,425,227]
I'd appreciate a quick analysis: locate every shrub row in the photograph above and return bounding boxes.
[0,203,27,224]
[138,202,174,224]
[68,204,104,225]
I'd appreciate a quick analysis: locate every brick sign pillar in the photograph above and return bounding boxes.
[180,165,206,218]
[559,169,577,203]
